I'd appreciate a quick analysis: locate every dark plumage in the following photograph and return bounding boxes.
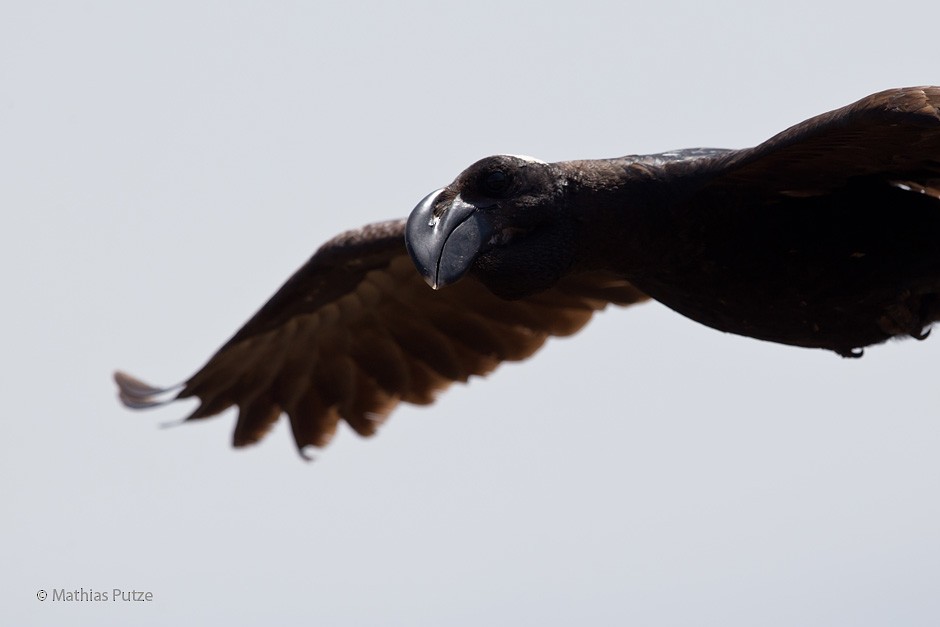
[116,86,940,456]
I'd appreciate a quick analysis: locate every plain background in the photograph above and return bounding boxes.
[5,1,940,625]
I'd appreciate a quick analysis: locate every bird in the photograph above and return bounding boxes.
[116,86,940,457]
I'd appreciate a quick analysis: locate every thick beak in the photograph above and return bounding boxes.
[405,188,495,289]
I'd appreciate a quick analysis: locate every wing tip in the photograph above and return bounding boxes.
[113,370,181,409]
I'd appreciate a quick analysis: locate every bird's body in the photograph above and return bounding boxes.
[578,153,940,356]
[116,86,940,455]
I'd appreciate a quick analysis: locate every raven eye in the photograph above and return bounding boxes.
[482,169,511,196]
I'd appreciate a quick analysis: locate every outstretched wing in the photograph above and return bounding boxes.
[116,219,647,455]
[702,86,940,195]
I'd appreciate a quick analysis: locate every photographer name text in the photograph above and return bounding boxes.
[44,588,153,602]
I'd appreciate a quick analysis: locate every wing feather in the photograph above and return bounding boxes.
[115,219,649,453]
[702,86,940,194]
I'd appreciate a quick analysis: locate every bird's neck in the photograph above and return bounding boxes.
[563,158,688,280]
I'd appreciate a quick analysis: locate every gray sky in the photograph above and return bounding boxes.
[6,1,940,625]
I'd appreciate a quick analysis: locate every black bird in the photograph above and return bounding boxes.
[116,86,940,456]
